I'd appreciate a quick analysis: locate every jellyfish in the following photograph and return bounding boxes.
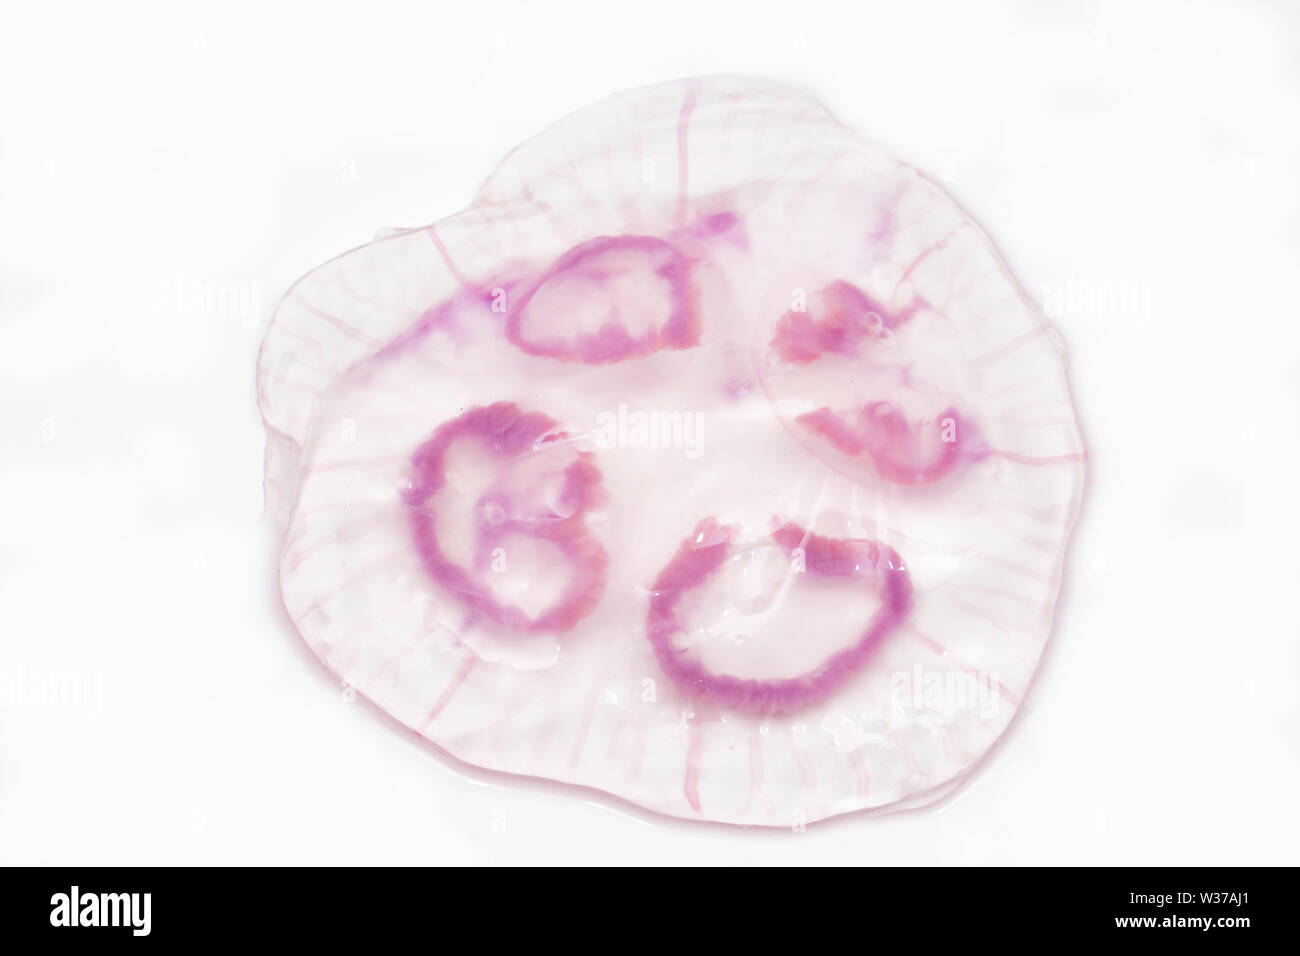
[257,76,1086,827]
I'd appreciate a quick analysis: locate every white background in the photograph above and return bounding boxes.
[2,0,1297,865]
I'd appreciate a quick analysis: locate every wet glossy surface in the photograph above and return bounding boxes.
[257,77,1086,827]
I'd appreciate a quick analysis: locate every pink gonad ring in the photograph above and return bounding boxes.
[257,77,1086,827]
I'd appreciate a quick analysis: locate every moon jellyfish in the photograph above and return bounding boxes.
[257,77,1086,827]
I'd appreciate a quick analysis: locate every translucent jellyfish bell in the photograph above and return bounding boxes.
[257,76,1086,827]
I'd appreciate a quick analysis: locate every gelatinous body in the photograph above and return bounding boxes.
[258,77,1086,827]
